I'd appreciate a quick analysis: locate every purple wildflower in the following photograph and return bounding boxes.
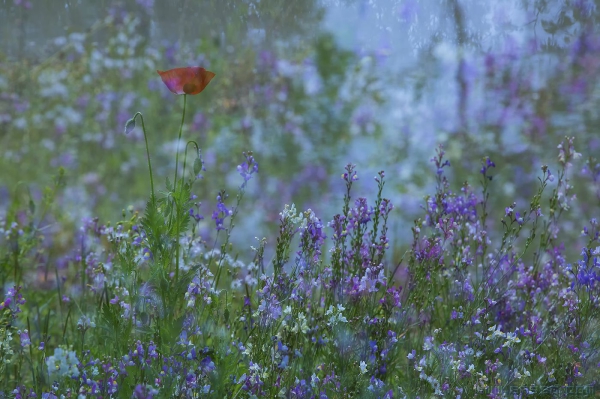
[1,285,26,314]
[211,191,232,231]
[132,384,158,399]
[237,152,259,188]
[19,330,30,347]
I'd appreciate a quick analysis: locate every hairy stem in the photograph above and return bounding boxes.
[174,94,187,286]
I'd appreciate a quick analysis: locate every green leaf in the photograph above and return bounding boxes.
[224,306,230,324]
[27,188,35,215]
[141,196,167,260]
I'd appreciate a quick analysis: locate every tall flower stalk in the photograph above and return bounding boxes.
[174,94,187,192]
[173,94,187,285]
[157,67,215,285]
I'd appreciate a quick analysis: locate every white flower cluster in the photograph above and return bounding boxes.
[325,304,348,327]
[0,221,23,240]
[485,324,521,348]
[280,204,303,225]
[0,328,15,369]
[77,315,96,331]
[280,204,319,231]
[46,347,80,378]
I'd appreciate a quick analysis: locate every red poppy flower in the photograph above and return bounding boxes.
[156,67,216,95]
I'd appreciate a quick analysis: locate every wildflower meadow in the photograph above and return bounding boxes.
[1,1,600,398]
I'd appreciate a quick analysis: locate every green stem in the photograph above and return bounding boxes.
[213,190,245,289]
[174,94,187,286]
[174,95,187,189]
[182,140,200,184]
[133,112,155,201]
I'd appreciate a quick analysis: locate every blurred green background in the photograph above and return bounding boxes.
[1,0,599,260]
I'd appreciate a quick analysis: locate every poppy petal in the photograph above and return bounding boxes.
[157,67,215,95]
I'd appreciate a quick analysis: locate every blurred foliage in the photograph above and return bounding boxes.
[386,0,600,261]
[0,0,599,263]
[0,1,383,244]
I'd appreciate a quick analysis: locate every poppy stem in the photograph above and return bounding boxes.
[174,94,187,192]
[174,94,187,286]
[134,112,155,202]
